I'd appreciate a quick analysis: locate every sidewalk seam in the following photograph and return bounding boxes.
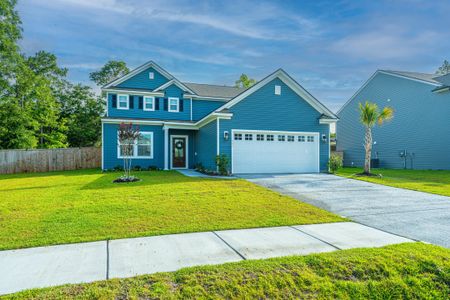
[290,226,342,250]
[212,231,246,260]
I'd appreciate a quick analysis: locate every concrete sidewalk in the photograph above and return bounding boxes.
[0,222,411,295]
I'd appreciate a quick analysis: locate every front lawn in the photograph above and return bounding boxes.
[5,243,450,299]
[0,169,343,250]
[337,168,450,197]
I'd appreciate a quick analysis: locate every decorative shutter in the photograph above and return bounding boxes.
[129,95,134,109]
[155,98,160,110]
[163,98,168,111]
[111,94,117,108]
[138,96,143,109]
[179,99,184,112]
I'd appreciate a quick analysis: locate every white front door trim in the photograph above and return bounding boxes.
[170,135,189,169]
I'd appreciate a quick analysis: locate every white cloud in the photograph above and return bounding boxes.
[63,62,104,70]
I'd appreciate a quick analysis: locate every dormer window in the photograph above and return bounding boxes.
[143,96,155,111]
[117,94,129,110]
[275,85,281,95]
[168,97,179,112]
[149,72,154,79]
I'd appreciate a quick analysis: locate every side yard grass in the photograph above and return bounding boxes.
[337,167,450,197]
[5,243,450,299]
[0,169,344,250]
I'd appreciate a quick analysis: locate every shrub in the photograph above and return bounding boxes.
[147,165,160,171]
[215,154,230,176]
[113,165,124,172]
[328,154,343,174]
[132,165,142,171]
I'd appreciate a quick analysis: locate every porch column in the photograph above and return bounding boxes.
[163,127,169,170]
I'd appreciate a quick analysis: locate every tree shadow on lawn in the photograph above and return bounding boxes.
[80,170,232,190]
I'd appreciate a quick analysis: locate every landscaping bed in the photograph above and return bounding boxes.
[5,243,449,299]
[0,169,344,250]
[337,168,450,197]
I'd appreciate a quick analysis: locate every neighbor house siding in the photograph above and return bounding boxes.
[337,72,450,170]
[117,67,168,90]
[102,123,164,170]
[195,120,217,170]
[218,78,330,172]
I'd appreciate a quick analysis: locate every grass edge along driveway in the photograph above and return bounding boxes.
[336,167,450,197]
[5,243,450,299]
[0,169,344,250]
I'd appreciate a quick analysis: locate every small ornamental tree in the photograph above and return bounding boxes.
[117,122,140,179]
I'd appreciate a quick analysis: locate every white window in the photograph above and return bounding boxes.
[118,94,129,110]
[287,135,295,142]
[118,131,153,159]
[266,134,274,141]
[245,134,253,141]
[168,97,179,112]
[298,135,305,142]
[234,133,242,140]
[275,85,281,95]
[256,134,264,141]
[143,96,155,111]
[307,136,314,142]
[149,72,154,79]
[278,135,285,141]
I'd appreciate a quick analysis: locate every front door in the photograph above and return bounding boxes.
[172,136,187,168]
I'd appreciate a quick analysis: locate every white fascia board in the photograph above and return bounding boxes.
[101,118,164,125]
[184,94,231,101]
[102,88,164,97]
[379,70,441,86]
[154,79,196,94]
[103,61,174,89]
[195,112,232,128]
[319,119,338,124]
[217,69,337,119]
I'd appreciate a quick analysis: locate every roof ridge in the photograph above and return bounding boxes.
[183,82,244,89]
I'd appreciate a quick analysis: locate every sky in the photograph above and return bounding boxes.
[17,0,450,112]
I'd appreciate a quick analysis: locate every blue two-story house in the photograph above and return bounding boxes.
[102,61,338,173]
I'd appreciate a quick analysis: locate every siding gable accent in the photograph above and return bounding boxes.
[218,69,337,120]
[103,61,174,89]
[154,79,196,94]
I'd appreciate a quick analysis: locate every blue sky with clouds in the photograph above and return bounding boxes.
[18,0,450,112]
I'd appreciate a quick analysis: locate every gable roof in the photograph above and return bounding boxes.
[215,68,338,119]
[153,79,196,94]
[183,83,245,99]
[102,60,174,89]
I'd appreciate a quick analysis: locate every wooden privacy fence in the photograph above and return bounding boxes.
[0,147,101,174]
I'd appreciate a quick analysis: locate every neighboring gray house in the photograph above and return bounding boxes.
[337,70,450,170]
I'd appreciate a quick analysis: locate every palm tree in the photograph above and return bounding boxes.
[359,101,394,175]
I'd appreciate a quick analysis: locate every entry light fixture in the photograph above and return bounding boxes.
[224,131,229,141]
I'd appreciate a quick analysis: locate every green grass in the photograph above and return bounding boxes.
[336,168,450,197]
[4,243,450,299]
[0,169,343,250]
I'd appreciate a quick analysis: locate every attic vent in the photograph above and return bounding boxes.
[275,85,281,95]
[149,72,154,79]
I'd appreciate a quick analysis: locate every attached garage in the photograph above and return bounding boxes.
[231,130,320,174]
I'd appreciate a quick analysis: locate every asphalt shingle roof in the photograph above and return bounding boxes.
[183,82,246,99]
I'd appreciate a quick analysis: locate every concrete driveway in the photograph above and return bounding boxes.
[241,173,450,248]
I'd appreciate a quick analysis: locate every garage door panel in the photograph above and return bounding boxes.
[232,130,319,174]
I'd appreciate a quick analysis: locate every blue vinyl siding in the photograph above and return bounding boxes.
[194,120,217,170]
[192,100,224,120]
[219,78,330,172]
[102,123,165,170]
[117,67,168,90]
[337,72,450,170]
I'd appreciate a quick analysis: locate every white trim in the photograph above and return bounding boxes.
[337,70,441,115]
[164,128,169,170]
[149,71,154,79]
[102,118,165,126]
[218,69,337,119]
[106,92,109,117]
[117,131,154,159]
[101,122,104,170]
[143,96,155,111]
[216,118,220,156]
[117,94,129,110]
[319,118,338,124]
[103,88,164,97]
[231,129,320,174]
[103,61,174,88]
[170,135,189,169]
[168,97,180,112]
[184,94,231,101]
[154,79,196,94]
[274,85,281,95]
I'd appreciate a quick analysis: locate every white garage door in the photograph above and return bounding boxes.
[232,130,320,174]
